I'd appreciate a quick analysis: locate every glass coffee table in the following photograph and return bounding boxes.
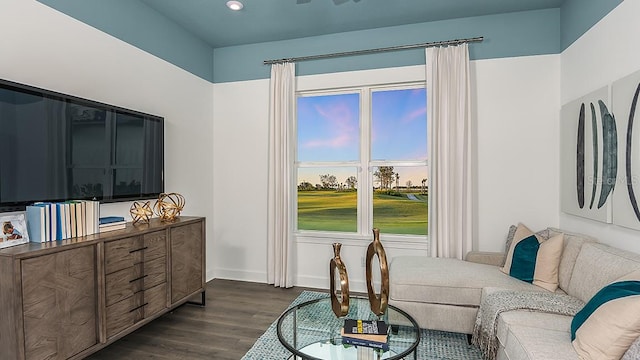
[277,296,420,360]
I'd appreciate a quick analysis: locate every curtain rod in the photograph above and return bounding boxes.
[263,36,483,65]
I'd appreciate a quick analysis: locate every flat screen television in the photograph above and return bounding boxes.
[0,78,164,213]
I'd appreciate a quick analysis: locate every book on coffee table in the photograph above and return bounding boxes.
[341,335,389,351]
[341,319,389,351]
[343,319,389,336]
[340,328,387,343]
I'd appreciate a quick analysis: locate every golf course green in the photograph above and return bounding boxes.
[297,191,427,235]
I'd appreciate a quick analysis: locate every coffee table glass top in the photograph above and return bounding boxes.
[277,296,420,360]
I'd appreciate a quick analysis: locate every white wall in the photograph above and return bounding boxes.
[0,0,216,279]
[213,55,560,290]
[560,0,640,253]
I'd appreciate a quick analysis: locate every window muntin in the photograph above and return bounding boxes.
[296,84,427,237]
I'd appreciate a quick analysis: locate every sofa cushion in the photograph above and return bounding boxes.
[571,269,640,360]
[503,225,550,266]
[503,324,579,360]
[390,257,543,307]
[501,223,564,291]
[567,243,640,303]
[547,228,597,292]
[496,310,572,350]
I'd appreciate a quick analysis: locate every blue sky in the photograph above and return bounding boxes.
[297,88,427,186]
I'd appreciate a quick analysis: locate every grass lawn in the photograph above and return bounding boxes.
[297,191,427,235]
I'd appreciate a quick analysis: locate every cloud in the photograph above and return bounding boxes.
[402,106,427,124]
[302,102,358,149]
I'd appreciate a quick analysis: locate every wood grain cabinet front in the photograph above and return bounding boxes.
[105,283,167,338]
[0,216,205,360]
[21,246,97,360]
[104,230,168,339]
[170,222,205,304]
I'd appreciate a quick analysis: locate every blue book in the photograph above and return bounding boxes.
[341,336,389,351]
[100,216,125,225]
[26,205,46,243]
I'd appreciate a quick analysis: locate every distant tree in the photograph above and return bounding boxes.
[374,166,395,190]
[406,180,412,190]
[395,173,400,192]
[421,178,427,194]
[345,176,357,190]
[298,181,314,191]
[320,174,337,189]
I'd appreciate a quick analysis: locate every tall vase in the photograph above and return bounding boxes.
[366,228,389,316]
[330,243,350,318]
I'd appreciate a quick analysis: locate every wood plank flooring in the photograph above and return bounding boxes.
[87,279,321,360]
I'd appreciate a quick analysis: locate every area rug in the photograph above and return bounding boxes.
[242,291,482,360]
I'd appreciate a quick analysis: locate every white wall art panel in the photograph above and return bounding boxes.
[560,86,613,223]
[612,69,640,230]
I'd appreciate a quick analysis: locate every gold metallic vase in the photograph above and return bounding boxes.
[365,228,389,316]
[329,243,350,317]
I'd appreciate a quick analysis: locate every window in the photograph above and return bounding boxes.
[296,84,428,237]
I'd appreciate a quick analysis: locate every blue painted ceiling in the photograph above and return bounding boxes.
[138,0,565,48]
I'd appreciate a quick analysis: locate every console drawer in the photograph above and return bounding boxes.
[105,256,167,306]
[105,283,167,338]
[104,231,166,274]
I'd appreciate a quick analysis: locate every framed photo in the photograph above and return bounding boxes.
[0,214,29,249]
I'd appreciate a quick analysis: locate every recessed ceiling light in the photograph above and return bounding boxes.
[226,1,244,11]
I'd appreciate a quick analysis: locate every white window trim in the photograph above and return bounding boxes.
[294,81,428,243]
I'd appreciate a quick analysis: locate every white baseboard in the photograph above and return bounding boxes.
[213,268,267,283]
[295,274,368,293]
[212,268,373,294]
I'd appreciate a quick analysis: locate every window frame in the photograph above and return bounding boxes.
[294,81,428,242]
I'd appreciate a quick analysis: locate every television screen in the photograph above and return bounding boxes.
[0,79,164,212]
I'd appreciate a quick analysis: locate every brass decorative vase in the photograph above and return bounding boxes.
[329,243,350,318]
[366,228,389,316]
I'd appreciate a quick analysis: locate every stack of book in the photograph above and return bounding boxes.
[26,200,100,243]
[341,319,389,351]
[99,216,127,232]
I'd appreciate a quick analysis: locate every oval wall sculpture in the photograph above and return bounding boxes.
[597,100,618,209]
[577,103,585,209]
[589,102,599,209]
[626,83,640,221]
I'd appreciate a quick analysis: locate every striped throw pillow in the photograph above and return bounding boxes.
[500,223,564,291]
[572,269,640,360]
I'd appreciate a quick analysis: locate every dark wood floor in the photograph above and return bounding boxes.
[87,279,321,360]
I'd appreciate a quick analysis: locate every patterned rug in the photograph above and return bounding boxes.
[242,291,482,360]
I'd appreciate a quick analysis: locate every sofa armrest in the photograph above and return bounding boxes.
[464,251,505,267]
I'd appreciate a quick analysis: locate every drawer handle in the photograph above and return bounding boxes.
[129,303,149,312]
[129,246,148,253]
[129,274,149,283]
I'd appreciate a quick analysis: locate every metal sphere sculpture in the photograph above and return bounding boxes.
[130,201,154,224]
[154,192,185,222]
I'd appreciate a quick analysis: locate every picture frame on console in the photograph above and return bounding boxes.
[0,214,28,248]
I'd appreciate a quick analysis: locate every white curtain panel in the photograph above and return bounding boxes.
[267,62,295,288]
[426,44,473,259]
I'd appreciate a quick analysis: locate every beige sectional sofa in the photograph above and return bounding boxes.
[389,227,640,359]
